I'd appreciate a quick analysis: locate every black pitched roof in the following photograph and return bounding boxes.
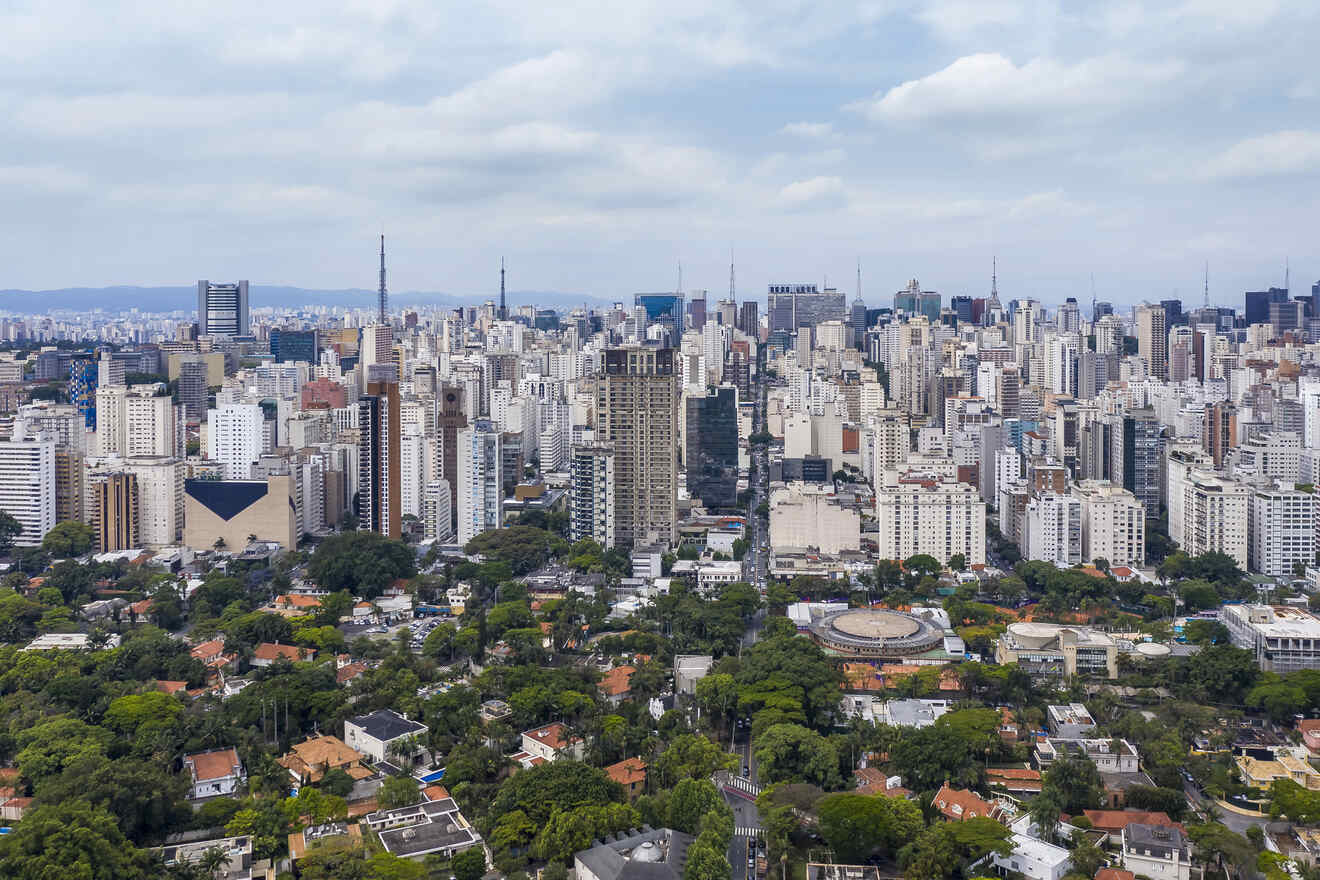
[185,479,269,521]
[350,709,427,742]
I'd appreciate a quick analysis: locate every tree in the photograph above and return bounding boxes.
[654,734,737,785]
[0,800,154,879]
[378,775,421,810]
[308,531,417,598]
[900,818,1012,880]
[948,554,966,572]
[535,803,640,864]
[889,724,975,792]
[683,838,732,880]
[736,635,841,730]
[752,723,840,789]
[198,847,231,880]
[103,691,184,737]
[451,847,487,880]
[1029,789,1063,843]
[1042,755,1103,814]
[487,761,623,828]
[1067,829,1106,878]
[817,793,923,863]
[41,521,95,557]
[905,554,942,579]
[1180,579,1220,612]
[0,510,23,555]
[667,779,728,834]
[33,752,190,844]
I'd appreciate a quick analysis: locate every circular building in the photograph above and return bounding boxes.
[808,608,945,659]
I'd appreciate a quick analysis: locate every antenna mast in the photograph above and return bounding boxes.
[377,234,388,323]
[991,256,999,299]
[857,258,862,300]
[1203,262,1210,310]
[1090,272,1096,320]
[499,257,507,320]
[729,248,736,303]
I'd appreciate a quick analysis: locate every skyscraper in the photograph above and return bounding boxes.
[768,284,846,333]
[594,346,679,547]
[92,472,139,552]
[0,424,56,547]
[357,368,401,539]
[1135,303,1168,380]
[197,281,250,337]
[1112,407,1162,517]
[68,357,98,428]
[685,386,738,509]
[893,280,941,323]
[207,403,264,480]
[1245,287,1289,326]
[633,294,685,341]
[457,419,502,545]
[738,301,759,339]
[270,329,318,364]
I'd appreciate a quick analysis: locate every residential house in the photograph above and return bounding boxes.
[1236,753,1320,791]
[605,757,647,799]
[986,767,1043,796]
[1299,719,1320,756]
[978,834,1072,880]
[278,735,372,784]
[998,707,1023,744]
[184,748,246,800]
[158,836,254,880]
[932,784,1010,823]
[520,722,585,762]
[853,768,912,799]
[250,642,315,667]
[1122,823,1192,880]
[365,796,482,861]
[288,822,360,862]
[1046,703,1097,738]
[1082,810,1183,846]
[598,665,635,706]
[344,709,428,764]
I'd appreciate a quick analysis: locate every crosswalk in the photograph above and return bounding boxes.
[735,826,762,838]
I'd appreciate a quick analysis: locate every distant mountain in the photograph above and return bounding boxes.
[0,285,615,314]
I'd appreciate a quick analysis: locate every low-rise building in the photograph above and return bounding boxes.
[673,655,713,695]
[1046,703,1097,738]
[996,621,1118,678]
[932,784,1010,823]
[278,735,372,784]
[520,722,585,762]
[978,833,1072,880]
[344,709,428,765]
[1222,604,1320,673]
[366,796,482,861]
[1121,823,1192,880]
[184,748,245,800]
[158,836,254,880]
[605,757,647,799]
[250,642,314,667]
[575,827,692,880]
[1236,753,1320,791]
[1036,738,1140,774]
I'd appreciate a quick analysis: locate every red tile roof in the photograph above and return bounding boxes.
[933,784,1006,823]
[605,757,647,787]
[598,665,636,697]
[186,748,242,783]
[253,642,314,662]
[1082,810,1183,833]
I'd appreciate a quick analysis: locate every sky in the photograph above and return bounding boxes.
[1,0,1317,309]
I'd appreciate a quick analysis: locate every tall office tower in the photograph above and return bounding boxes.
[357,369,402,539]
[360,323,394,372]
[178,361,209,422]
[997,364,1021,419]
[685,386,738,509]
[1135,303,1167,380]
[437,383,469,515]
[716,299,737,327]
[1093,314,1123,354]
[1249,485,1316,577]
[891,279,941,323]
[1159,298,1184,327]
[1245,287,1289,326]
[92,472,139,552]
[69,358,98,429]
[1075,482,1146,567]
[0,425,56,547]
[1271,299,1306,337]
[1050,333,1080,396]
[1058,298,1081,333]
[1093,301,1114,318]
[1112,407,1162,517]
[1078,351,1116,399]
[423,480,452,541]
[270,329,318,364]
[688,293,707,332]
[1204,401,1238,468]
[1011,299,1038,345]
[769,284,848,332]
[849,296,869,347]
[594,346,679,547]
[97,351,126,387]
[950,296,974,325]
[456,419,502,545]
[634,293,685,341]
[739,301,759,338]
[571,442,616,548]
[1024,492,1083,566]
[207,403,263,480]
[197,281,250,337]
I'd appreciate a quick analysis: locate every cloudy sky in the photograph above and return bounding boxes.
[1,0,1317,309]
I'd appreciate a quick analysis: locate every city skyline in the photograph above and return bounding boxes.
[1,2,1317,301]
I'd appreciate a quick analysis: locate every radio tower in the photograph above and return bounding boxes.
[377,234,388,322]
[498,257,507,320]
[1203,262,1210,309]
[729,249,736,303]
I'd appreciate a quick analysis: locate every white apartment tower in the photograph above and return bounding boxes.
[0,425,56,546]
[570,442,616,548]
[207,403,264,480]
[875,471,986,566]
[1024,492,1083,566]
[457,419,502,545]
[1075,481,1146,568]
[1180,470,1250,571]
[1249,486,1317,577]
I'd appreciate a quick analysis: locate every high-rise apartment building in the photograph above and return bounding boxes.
[357,370,402,539]
[570,442,615,548]
[1179,470,1250,570]
[1204,402,1237,468]
[177,361,209,422]
[1074,481,1146,568]
[1249,485,1316,577]
[456,419,502,545]
[437,383,468,516]
[0,425,56,546]
[69,357,98,429]
[207,403,264,480]
[92,472,140,552]
[593,346,679,547]
[874,471,986,566]
[1135,303,1168,380]
[1024,492,1083,566]
[98,386,177,458]
[197,280,250,337]
[738,301,759,338]
[1111,407,1162,517]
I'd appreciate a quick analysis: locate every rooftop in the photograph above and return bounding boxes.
[348,709,427,742]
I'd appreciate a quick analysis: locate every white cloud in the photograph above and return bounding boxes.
[1198,130,1320,179]
[777,176,845,210]
[779,121,833,138]
[850,52,1184,125]
[0,164,89,194]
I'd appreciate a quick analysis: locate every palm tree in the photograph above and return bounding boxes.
[213,537,226,551]
[198,846,231,880]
